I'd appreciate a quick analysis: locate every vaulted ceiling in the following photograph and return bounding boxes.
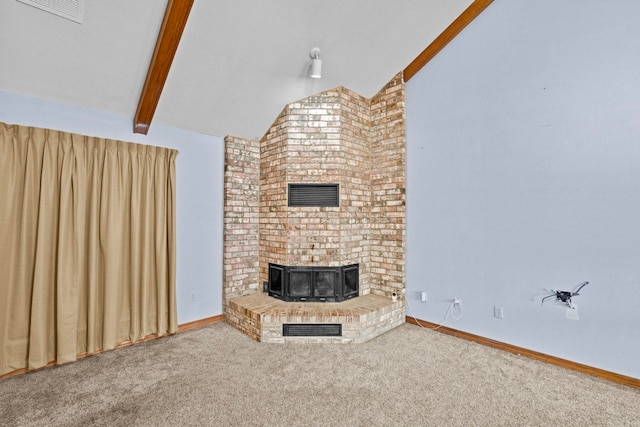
[0,0,475,139]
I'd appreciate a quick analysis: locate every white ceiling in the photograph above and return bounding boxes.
[0,0,473,139]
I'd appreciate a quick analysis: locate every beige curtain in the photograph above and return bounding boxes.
[0,122,178,376]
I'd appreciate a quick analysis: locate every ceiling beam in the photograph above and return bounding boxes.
[403,0,494,82]
[133,0,194,135]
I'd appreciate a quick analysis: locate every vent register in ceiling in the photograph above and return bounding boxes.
[17,0,84,23]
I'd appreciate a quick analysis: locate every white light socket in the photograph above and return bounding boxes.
[309,47,322,78]
[420,291,427,302]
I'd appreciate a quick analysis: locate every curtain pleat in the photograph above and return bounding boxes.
[0,122,178,376]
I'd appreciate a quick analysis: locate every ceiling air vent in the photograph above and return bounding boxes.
[17,0,84,24]
[288,183,339,207]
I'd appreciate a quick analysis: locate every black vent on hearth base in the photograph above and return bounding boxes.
[283,324,342,337]
[267,263,359,302]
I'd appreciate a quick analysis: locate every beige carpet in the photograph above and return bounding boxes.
[1,322,638,426]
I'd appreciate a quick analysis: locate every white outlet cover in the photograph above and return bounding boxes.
[493,306,504,319]
[565,304,579,320]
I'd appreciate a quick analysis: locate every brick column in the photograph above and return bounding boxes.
[369,73,406,297]
[223,136,260,312]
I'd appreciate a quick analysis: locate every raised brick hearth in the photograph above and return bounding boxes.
[223,73,406,343]
[227,293,404,343]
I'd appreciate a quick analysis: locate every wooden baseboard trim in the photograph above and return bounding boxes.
[177,314,225,333]
[1,314,225,380]
[406,316,639,389]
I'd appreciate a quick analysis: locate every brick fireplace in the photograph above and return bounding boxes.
[223,73,406,343]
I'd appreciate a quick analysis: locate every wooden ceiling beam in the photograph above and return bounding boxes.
[133,0,194,134]
[403,0,494,82]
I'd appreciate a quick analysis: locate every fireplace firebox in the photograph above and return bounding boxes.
[267,263,359,302]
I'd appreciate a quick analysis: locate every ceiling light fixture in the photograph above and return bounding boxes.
[309,47,322,79]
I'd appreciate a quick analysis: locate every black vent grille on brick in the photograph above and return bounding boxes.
[283,324,342,337]
[288,184,339,207]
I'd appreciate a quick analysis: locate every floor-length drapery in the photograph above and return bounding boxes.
[0,122,178,376]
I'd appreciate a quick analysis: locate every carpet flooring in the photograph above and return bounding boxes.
[1,322,638,426]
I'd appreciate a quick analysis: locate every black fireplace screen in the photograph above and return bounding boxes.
[267,263,359,302]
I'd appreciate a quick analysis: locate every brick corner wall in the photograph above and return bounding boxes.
[368,72,406,297]
[225,73,406,305]
[223,135,260,313]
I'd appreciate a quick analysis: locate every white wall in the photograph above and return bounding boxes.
[406,0,640,378]
[0,91,224,324]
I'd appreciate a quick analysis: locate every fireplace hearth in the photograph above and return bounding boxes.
[223,75,406,343]
[267,263,359,302]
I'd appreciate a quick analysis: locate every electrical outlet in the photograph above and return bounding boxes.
[190,292,196,302]
[421,291,427,302]
[494,306,504,319]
